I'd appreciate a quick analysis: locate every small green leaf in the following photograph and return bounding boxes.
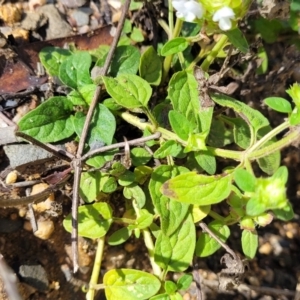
[193,151,216,175]
[290,107,300,125]
[234,169,256,192]
[77,84,97,104]
[86,149,118,168]
[154,140,182,159]
[134,165,153,184]
[108,227,132,245]
[18,96,74,143]
[161,172,233,205]
[168,110,195,141]
[211,93,269,135]
[225,28,249,53]
[80,171,109,203]
[149,165,190,236]
[154,213,195,272]
[164,281,177,294]
[104,269,161,300]
[124,184,146,208]
[39,47,71,76]
[272,166,288,183]
[272,202,294,221]
[136,210,153,229]
[246,197,266,216]
[168,71,200,128]
[119,171,136,186]
[59,51,93,89]
[177,274,193,291]
[161,37,189,56]
[131,147,152,166]
[139,46,162,86]
[150,294,169,300]
[264,97,292,113]
[109,45,140,76]
[195,220,230,257]
[241,229,258,259]
[72,104,116,147]
[130,27,145,42]
[102,177,118,193]
[103,74,152,108]
[63,202,112,239]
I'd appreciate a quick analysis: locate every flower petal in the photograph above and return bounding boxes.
[218,18,232,31]
[213,6,235,22]
[184,1,204,19]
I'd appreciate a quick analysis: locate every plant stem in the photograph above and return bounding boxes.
[162,18,183,83]
[132,200,162,277]
[200,34,228,72]
[86,237,105,300]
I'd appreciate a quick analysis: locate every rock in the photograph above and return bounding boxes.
[33,220,55,240]
[5,170,18,184]
[21,11,48,31]
[19,263,49,292]
[59,0,86,9]
[3,144,53,169]
[37,4,72,39]
[69,8,93,27]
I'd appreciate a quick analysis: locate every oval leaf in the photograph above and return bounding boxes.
[161,172,233,205]
[103,74,152,108]
[18,96,74,143]
[264,97,292,113]
[241,229,258,259]
[104,269,161,300]
[161,37,189,56]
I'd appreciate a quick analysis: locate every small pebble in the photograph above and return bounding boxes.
[124,243,136,252]
[70,8,92,27]
[34,220,54,240]
[31,183,54,213]
[258,242,272,255]
[5,170,18,184]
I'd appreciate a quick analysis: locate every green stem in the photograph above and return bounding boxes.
[132,200,162,277]
[168,0,174,39]
[86,237,105,300]
[246,121,290,156]
[208,210,224,222]
[162,18,183,83]
[200,34,228,72]
[158,19,170,37]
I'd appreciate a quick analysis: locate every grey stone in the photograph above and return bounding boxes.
[70,8,93,27]
[19,263,49,292]
[21,12,48,31]
[37,4,72,39]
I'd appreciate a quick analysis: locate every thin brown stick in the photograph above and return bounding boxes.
[71,0,131,273]
[199,221,237,259]
[15,132,73,162]
[0,112,16,127]
[81,132,161,161]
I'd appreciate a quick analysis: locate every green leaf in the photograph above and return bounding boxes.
[234,169,256,192]
[164,281,177,294]
[177,274,193,291]
[154,140,183,159]
[110,45,140,76]
[77,84,97,105]
[119,171,136,186]
[104,269,161,300]
[71,104,116,147]
[59,51,93,89]
[18,96,74,143]
[67,90,89,106]
[256,46,268,75]
[241,229,258,259]
[161,37,189,56]
[225,28,249,53]
[195,220,230,257]
[272,202,294,221]
[246,197,266,216]
[207,118,233,147]
[257,126,281,175]
[161,172,233,205]
[168,71,200,128]
[150,294,169,300]
[290,107,300,125]
[193,151,216,175]
[272,165,288,183]
[149,165,190,236]
[103,74,152,108]
[136,210,153,229]
[168,110,195,141]
[264,97,292,113]
[63,202,112,239]
[86,149,118,168]
[154,213,195,272]
[131,147,152,166]
[211,93,269,135]
[108,227,132,245]
[123,184,146,208]
[39,47,71,76]
[102,176,118,193]
[134,165,153,184]
[221,116,250,149]
[139,46,162,86]
[80,171,109,203]
[130,27,145,42]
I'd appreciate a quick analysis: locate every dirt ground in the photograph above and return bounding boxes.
[0,0,300,299]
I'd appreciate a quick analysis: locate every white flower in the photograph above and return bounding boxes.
[212,6,235,31]
[172,0,204,22]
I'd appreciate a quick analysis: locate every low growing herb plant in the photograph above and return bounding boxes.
[17,0,300,299]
